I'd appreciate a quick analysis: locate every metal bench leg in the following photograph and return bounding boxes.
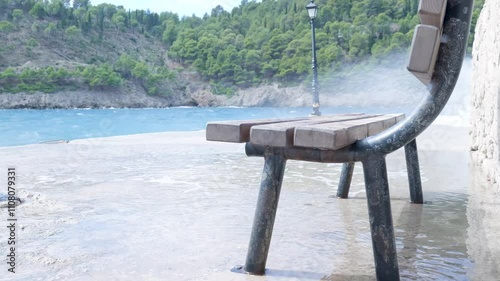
[243,149,287,275]
[404,139,423,204]
[362,156,400,281]
[337,162,355,198]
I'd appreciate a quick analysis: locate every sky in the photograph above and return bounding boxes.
[88,0,243,17]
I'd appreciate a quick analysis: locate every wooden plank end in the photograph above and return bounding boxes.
[206,123,244,143]
[407,24,441,85]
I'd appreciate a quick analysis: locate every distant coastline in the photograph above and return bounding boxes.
[0,57,472,110]
[0,84,312,109]
[0,64,441,109]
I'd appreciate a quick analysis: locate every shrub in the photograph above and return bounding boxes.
[65,25,81,38]
[0,21,15,33]
[12,9,23,22]
[29,3,46,19]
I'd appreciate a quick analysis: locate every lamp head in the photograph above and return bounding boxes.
[306,1,318,20]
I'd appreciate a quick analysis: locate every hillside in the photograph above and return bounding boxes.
[0,0,484,108]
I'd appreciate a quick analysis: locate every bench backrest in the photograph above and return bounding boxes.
[408,0,447,85]
[342,0,474,162]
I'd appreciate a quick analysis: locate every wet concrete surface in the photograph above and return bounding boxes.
[0,123,497,281]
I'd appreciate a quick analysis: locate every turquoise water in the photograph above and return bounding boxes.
[0,106,411,147]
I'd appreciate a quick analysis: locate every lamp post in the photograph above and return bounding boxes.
[306,0,321,116]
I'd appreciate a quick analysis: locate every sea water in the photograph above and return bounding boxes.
[0,106,412,147]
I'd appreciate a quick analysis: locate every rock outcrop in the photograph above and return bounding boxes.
[227,84,309,107]
[0,82,172,109]
[470,0,500,184]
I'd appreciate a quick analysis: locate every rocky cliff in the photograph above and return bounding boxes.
[470,0,500,184]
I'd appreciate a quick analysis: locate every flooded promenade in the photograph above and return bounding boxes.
[0,121,498,281]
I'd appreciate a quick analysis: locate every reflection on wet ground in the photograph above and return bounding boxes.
[0,128,497,280]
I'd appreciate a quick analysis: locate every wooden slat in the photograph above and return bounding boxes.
[419,0,447,28]
[206,117,308,143]
[294,114,405,150]
[407,24,441,85]
[249,114,376,147]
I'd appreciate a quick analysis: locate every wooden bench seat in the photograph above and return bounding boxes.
[207,113,404,150]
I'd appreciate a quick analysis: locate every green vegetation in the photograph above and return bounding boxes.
[0,20,15,33]
[0,0,485,95]
[114,54,177,95]
[0,65,121,93]
[0,59,177,95]
[166,0,483,91]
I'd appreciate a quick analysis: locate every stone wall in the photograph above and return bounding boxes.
[468,1,500,278]
[470,0,500,184]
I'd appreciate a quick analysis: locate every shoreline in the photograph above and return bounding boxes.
[0,117,469,150]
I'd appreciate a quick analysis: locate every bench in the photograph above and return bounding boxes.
[207,113,421,277]
[205,0,473,280]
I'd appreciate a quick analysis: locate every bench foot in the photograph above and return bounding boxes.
[243,149,287,275]
[337,162,355,198]
[230,265,257,275]
[404,139,424,204]
[362,156,400,281]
